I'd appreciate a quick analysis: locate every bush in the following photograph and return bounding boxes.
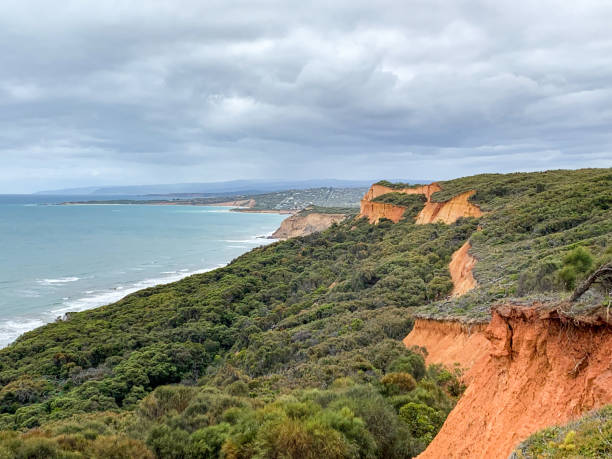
[380,373,417,396]
[399,402,443,441]
[559,247,594,290]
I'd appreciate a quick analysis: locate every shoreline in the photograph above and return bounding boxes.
[60,201,295,215]
[230,208,296,214]
[0,231,282,349]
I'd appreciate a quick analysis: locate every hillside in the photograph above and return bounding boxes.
[63,187,367,212]
[1,168,611,458]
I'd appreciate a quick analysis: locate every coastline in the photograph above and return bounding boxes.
[60,201,296,215]
[230,208,296,214]
[0,229,282,349]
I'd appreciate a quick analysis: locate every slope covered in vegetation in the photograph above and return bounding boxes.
[512,405,612,458]
[0,168,610,458]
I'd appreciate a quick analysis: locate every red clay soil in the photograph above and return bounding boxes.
[449,241,478,296]
[415,304,612,459]
[403,319,489,380]
[415,190,483,224]
[359,200,409,223]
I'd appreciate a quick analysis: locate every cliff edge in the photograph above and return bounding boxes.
[412,304,612,459]
[271,212,346,239]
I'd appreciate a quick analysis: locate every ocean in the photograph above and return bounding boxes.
[0,195,287,348]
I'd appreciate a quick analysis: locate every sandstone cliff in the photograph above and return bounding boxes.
[359,182,482,225]
[271,213,346,239]
[415,190,483,224]
[410,305,612,459]
[359,200,408,224]
[403,319,489,378]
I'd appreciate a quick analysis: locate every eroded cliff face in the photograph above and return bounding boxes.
[359,183,441,224]
[415,190,483,224]
[414,305,612,459]
[449,241,477,296]
[271,213,346,239]
[359,200,408,224]
[403,319,489,377]
[359,183,482,225]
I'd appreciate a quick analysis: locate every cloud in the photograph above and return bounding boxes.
[0,0,611,192]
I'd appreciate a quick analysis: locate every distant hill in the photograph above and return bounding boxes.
[37,178,429,196]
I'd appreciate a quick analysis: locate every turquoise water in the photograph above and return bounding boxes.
[0,196,286,347]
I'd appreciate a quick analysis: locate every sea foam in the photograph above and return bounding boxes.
[37,276,80,286]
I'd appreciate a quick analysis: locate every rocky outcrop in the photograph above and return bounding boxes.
[449,241,477,296]
[414,305,612,459]
[270,213,346,239]
[415,190,483,224]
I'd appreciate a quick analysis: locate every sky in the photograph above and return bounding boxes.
[1,0,612,193]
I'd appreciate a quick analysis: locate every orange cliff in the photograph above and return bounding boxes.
[359,200,408,224]
[359,182,483,225]
[411,305,612,459]
[415,190,483,224]
[403,319,489,377]
[449,241,477,296]
[359,183,441,224]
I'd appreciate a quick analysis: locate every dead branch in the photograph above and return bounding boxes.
[570,262,612,302]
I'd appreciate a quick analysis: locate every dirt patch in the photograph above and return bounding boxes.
[449,241,477,296]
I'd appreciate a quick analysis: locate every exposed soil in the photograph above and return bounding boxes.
[411,304,612,459]
[449,241,478,296]
[415,190,483,224]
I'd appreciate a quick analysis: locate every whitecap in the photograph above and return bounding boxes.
[37,276,80,286]
[0,318,46,348]
[49,267,218,318]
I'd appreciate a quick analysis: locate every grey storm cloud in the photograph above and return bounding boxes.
[1,0,611,192]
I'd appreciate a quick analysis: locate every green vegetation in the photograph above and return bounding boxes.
[375,181,424,190]
[512,405,612,458]
[297,205,360,216]
[0,209,474,457]
[1,168,611,457]
[0,362,461,458]
[418,168,612,319]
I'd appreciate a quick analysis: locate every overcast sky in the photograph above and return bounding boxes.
[1,0,611,192]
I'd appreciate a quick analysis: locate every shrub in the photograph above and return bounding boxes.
[399,402,443,440]
[559,247,594,290]
[380,373,417,396]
